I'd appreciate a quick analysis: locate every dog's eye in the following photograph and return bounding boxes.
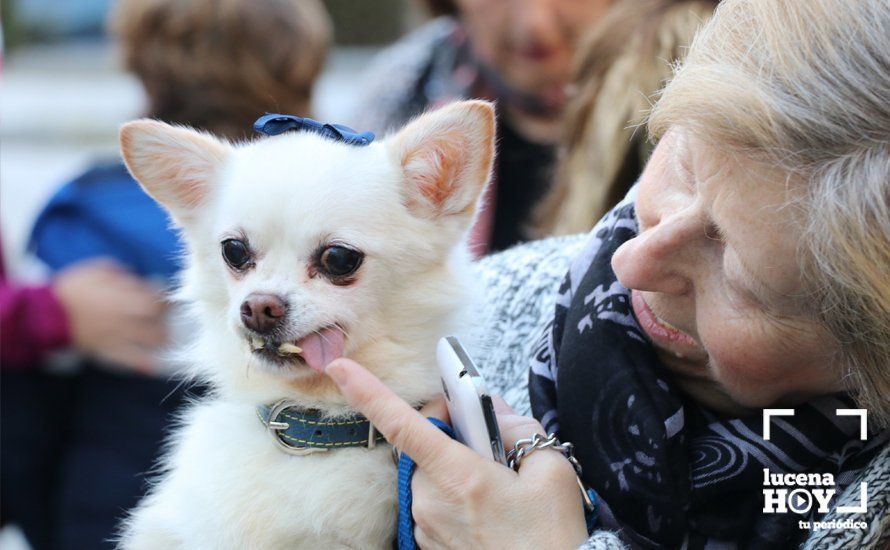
[319,246,363,278]
[221,239,251,270]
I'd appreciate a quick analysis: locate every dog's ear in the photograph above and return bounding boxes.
[389,100,495,221]
[120,120,231,225]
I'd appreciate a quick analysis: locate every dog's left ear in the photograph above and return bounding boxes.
[389,100,495,222]
[120,119,231,226]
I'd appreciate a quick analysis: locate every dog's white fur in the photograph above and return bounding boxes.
[117,101,496,549]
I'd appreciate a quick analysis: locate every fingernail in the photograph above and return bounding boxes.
[324,360,347,386]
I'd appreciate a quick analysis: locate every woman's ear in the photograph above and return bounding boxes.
[120,120,231,226]
[388,100,496,222]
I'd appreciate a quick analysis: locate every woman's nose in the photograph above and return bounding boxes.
[514,0,561,41]
[612,214,698,295]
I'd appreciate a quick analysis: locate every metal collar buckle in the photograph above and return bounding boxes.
[266,400,328,456]
[264,399,379,456]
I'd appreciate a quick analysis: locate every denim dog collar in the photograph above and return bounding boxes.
[258,400,386,455]
[253,113,375,146]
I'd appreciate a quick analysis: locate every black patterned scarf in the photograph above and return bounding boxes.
[528,189,888,548]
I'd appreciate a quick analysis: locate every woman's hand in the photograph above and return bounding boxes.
[325,358,589,549]
[53,259,169,374]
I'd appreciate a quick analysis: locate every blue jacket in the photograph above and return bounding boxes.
[30,161,182,281]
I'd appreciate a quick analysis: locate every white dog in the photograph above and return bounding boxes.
[117,101,495,549]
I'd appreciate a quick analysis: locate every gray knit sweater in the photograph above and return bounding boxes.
[471,235,889,550]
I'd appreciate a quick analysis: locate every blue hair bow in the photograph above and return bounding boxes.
[253,113,375,146]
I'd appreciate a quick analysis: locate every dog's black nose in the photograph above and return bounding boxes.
[241,293,287,334]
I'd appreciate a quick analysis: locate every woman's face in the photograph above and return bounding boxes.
[454,0,612,107]
[611,130,844,414]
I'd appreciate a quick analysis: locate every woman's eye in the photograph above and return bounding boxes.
[221,239,251,270]
[319,246,363,278]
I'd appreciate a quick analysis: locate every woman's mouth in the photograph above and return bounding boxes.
[631,290,701,353]
[515,44,558,62]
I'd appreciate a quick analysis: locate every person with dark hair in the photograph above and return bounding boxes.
[353,0,613,255]
[110,0,330,141]
[534,0,717,236]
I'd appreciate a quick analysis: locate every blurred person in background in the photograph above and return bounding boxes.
[353,0,614,255]
[535,0,718,236]
[0,252,166,550]
[1,256,165,370]
[1,0,331,548]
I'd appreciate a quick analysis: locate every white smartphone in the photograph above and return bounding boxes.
[437,336,507,465]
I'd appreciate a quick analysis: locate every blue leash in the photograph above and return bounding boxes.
[396,418,599,549]
[397,417,455,550]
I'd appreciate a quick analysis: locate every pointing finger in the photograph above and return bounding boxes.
[325,358,478,477]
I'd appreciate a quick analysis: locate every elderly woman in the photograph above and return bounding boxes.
[327,0,888,548]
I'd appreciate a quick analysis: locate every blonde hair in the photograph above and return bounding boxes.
[650,0,890,426]
[110,0,331,141]
[536,0,716,236]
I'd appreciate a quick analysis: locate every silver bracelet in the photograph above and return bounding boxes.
[507,433,595,512]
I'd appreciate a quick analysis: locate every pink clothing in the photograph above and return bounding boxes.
[0,246,71,367]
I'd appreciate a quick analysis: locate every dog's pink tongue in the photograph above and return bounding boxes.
[297,328,345,373]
